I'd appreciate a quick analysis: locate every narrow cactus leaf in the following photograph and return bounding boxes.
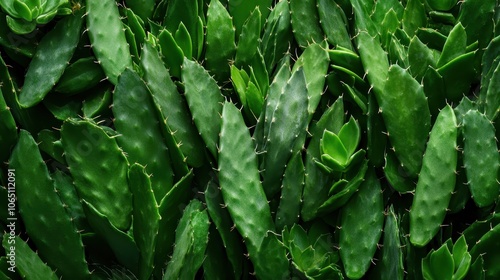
[292,42,330,118]
[479,35,500,103]
[163,199,208,280]
[234,7,261,67]
[86,0,132,84]
[128,164,160,280]
[275,152,305,231]
[163,0,201,59]
[175,22,193,59]
[205,0,236,81]
[205,180,245,279]
[470,223,500,279]
[54,57,106,95]
[219,101,274,248]
[340,168,384,279]
[371,0,404,27]
[61,119,132,230]
[350,0,378,37]
[0,88,17,163]
[154,171,194,278]
[124,8,146,51]
[141,41,205,168]
[18,10,83,107]
[9,130,90,279]
[437,51,477,103]
[2,235,58,280]
[355,30,389,97]
[260,1,292,72]
[158,29,184,78]
[410,105,458,247]
[52,170,90,232]
[379,9,402,49]
[124,25,139,66]
[181,58,224,159]
[402,0,427,37]
[262,68,309,198]
[437,23,467,68]
[458,0,496,49]
[289,0,324,47]
[388,33,409,69]
[219,102,289,277]
[462,110,500,207]
[228,0,270,36]
[367,93,387,167]
[318,0,353,50]
[1,54,57,140]
[113,68,174,201]
[408,35,436,81]
[380,205,404,280]
[302,97,344,221]
[82,84,113,118]
[423,65,447,117]
[379,64,431,177]
[181,206,210,279]
[257,57,291,155]
[248,50,269,102]
[485,61,500,120]
[81,200,139,274]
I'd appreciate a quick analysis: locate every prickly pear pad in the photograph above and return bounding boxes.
[61,119,132,231]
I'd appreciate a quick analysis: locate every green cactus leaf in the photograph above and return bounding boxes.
[321,130,349,167]
[302,96,344,221]
[2,235,58,280]
[10,130,90,279]
[422,246,454,280]
[402,0,427,37]
[113,68,174,202]
[462,110,500,207]
[338,116,361,156]
[181,58,224,159]
[86,0,132,84]
[410,105,458,247]
[437,23,467,68]
[340,167,384,279]
[13,0,32,21]
[175,22,193,59]
[275,152,305,231]
[61,119,132,230]
[205,0,236,81]
[453,236,471,280]
[318,0,353,50]
[289,0,324,46]
[55,57,105,95]
[18,10,83,107]
[234,7,261,67]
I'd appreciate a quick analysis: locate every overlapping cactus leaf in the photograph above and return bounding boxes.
[1,0,500,278]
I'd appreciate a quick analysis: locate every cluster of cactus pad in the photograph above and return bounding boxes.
[1,0,500,279]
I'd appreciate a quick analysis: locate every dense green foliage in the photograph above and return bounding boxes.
[0,0,499,279]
